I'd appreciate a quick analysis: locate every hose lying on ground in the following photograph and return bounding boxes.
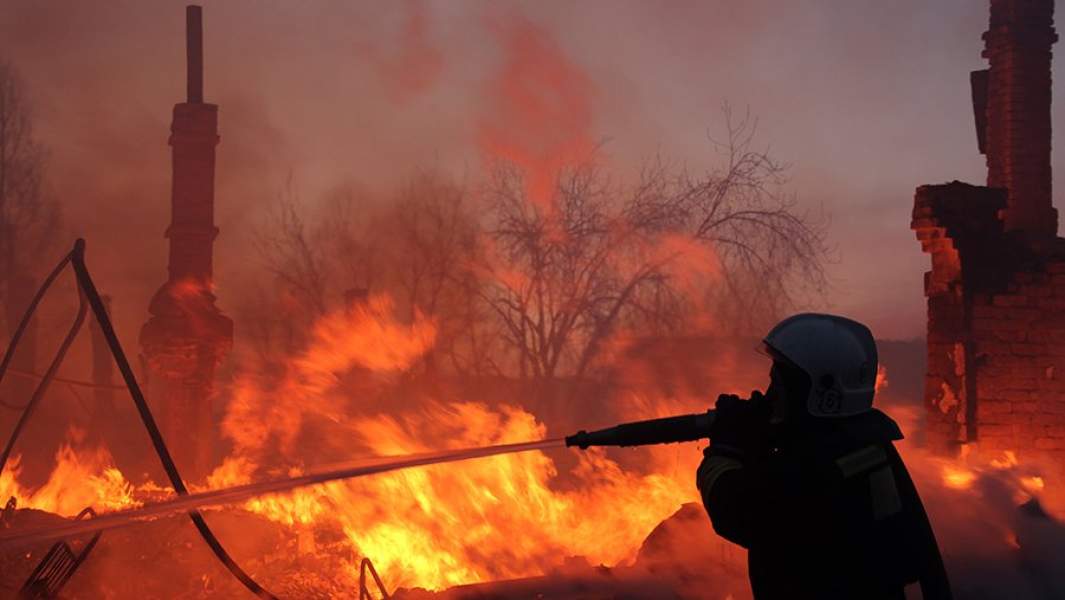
[0,240,279,600]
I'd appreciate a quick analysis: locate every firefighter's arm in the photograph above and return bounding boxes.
[694,392,772,548]
[696,450,749,546]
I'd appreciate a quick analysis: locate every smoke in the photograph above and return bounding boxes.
[0,0,1004,350]
[477,13,597,211]
[355,0,444,105]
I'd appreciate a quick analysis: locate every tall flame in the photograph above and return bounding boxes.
[0,444,139,516]
[207,293,692,590]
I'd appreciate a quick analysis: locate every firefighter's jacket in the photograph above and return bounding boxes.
[697,409,952,600]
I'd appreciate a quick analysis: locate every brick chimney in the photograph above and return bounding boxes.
[915,1,1065,471]
[980,0,1059,238]
[140,5,233,480]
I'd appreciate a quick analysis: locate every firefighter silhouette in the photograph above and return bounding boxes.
[697,313,953,599]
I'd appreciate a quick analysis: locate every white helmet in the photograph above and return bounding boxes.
[763,313,878,418]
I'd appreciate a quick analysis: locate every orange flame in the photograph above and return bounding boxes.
[941,464,977,490]
[222,293,437,457]
[207,294,693,590]
[875,364,888,394]
[210,401,689,590]
[0,444,139,516]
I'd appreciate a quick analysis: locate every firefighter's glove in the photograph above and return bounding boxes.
[707,391,771,461]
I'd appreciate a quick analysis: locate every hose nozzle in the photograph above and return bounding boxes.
[565,410,716,449]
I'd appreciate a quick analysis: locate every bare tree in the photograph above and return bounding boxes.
[247,173,494,374]
[482,108,828,380]
[247,180,376,360]
[375,174,493,375]
[628,107,828,333]
[256,196,327,313]
[246,111,825,383]
[482,160,693,380]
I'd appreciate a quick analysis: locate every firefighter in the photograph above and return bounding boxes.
[696,313,952,599]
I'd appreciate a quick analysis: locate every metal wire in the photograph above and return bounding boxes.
[0,274,87,476]
[0,240,279,599]
[69,239,280,600]
[0,249,75,410]
[1,370,126,412]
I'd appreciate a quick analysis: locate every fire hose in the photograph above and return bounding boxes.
[0,240,280,600]
[563,411,717,449]
[0,410,718,548]
[0,438,564,547]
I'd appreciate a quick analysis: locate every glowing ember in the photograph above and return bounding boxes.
[942,464,977,490]
[990,450,1019,469]
[1020,476,1045,493]
[875,364,888,394]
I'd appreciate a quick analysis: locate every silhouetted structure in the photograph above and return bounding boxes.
[140,5,232,480]
[913,0,1065,471]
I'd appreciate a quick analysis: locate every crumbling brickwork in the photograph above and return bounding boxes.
[969,263,1065,456]
[140,6,232,480]
[914,0,1065,472]
[983,0,1058,237]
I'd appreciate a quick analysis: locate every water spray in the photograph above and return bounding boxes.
[1,410,725,550]
[0,439,564,550]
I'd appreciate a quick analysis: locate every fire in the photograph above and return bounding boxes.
[936,449,1054,506]
[4,290,1060,595]
[331,404,686,588]
[1020,476,1045,493]
[990,450,1019,469]
[207,294,692,590]
[222,293,437,458]
[941,464,977,490]
[220,402,689,590]
[0,443,139,516]
[875,364,888,393]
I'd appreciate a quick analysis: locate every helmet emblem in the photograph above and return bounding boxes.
[817,387,842,414]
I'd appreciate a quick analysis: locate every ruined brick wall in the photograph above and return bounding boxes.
[914,1,1065,474]
[969,263,1065,459]
[983,0,1058,237]
[913,182,1009,452]
[914,182,1065,470]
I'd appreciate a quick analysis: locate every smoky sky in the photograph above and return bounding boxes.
[0,0,1055,344]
